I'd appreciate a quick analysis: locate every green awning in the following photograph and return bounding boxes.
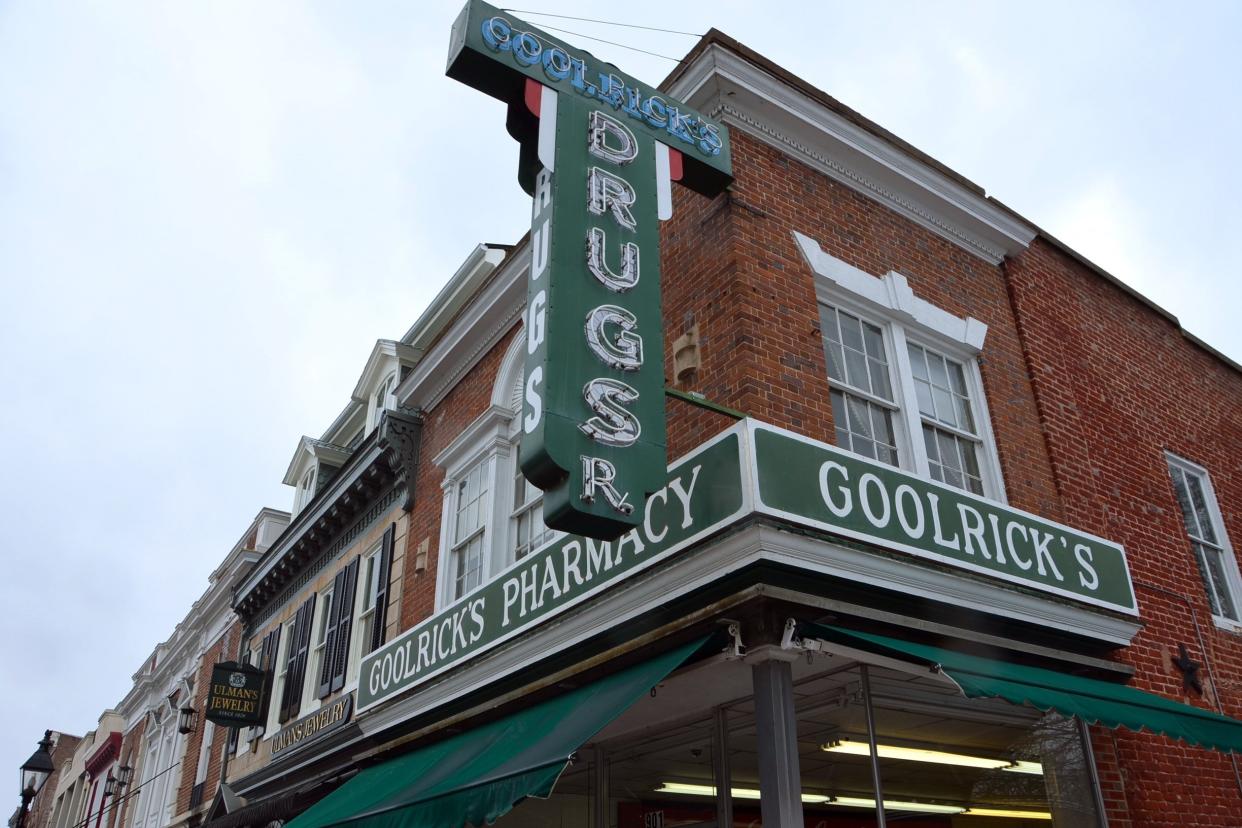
[286,637,706,828]
[802,623,1242,754]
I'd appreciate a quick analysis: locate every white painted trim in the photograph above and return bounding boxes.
[537,85,557,172]
[357,521,1139,740]
[746,419,1138,618]
[1165,451,1242,627]
[431,405,515,612]
[665,44,1036,264]
[350,340,421,404]
[802,231,1005,502]
[281,436,351,488]
[797,231,987,352]
[396,252,526,413]
[655,141,673,221]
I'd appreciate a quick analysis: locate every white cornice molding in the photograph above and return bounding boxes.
[665,45,1035,265]
[397,247,527,413]
[401,244,509,351]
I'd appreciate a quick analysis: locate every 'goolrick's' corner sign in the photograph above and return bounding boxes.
[447,0,733,539]
[359,419,1137,713]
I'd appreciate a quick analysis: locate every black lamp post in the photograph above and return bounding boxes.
[17,731,54,828]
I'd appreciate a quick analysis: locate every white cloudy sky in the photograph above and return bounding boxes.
[2,0,1239,778]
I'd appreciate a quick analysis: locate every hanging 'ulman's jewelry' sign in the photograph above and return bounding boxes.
[447,1,732,538]
[205,662,267,727]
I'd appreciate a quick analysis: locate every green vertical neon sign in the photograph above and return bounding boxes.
[447,1,732,538]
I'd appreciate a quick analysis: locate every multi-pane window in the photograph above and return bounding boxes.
[511,450,554,561]
[451,459,490,600]
[267,622,292,733]
[357,548,382,653]
[907,343,984,495]
[1167,456,1240,622]
[820,301,997,499]
[821,305,899,465]
[371,372,396,430]
[294,467,317,514]
[306,587,334,702]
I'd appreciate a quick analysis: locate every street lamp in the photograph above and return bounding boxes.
[177,706,198,736]
[17,731,54,828]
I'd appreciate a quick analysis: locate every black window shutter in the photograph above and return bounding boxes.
[330,557,360,693]
[280,594,315,723]
[369,524,396,653]
[316,574,344,699]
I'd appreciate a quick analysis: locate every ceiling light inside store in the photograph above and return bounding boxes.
[964,807,1052,819]
[655,782,829,804]
[823,738,1043,775]
[1002,760,1045,775]
[829,796,965,814]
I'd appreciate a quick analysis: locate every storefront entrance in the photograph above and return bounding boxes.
[491,643,1102,827]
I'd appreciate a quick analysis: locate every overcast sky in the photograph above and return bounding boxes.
[2,0,1239,782]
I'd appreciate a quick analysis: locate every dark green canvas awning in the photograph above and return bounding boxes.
[803,623,1242,754]
[286,638,705,828]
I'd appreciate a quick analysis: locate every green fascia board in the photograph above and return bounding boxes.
[804,623,1242,755]
[287,637,706,828]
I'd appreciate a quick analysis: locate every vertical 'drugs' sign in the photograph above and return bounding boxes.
[447,0,732,538]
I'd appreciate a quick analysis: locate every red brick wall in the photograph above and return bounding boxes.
[387,127,1242,823]
[662,131,1064,518]
[1006,238,1242,824]
[173,622,241,818]
[398,327,520,629]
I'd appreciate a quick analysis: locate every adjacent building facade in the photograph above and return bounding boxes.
[23,11,1242,828]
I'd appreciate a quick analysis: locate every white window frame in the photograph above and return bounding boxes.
[1166,452,1242,630]
[432,405,513,610]
[432,335,564,610]
[797,230,1006,502]
[192,721,214,785]
[293,466,317,515]
[301,583,335,714]
[265,621,293,734]
[346,541,385,688]
[507,435,556,562]
[369,371,397,431]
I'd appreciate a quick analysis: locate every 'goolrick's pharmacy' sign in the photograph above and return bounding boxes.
[447,1,732,538]
[359,420,1136,712]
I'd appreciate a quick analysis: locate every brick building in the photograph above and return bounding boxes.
[41,6,1242,828]
[200,9,1242,828]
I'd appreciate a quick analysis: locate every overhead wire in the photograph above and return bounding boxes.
[522,23,683,61]
[500,9,703,38]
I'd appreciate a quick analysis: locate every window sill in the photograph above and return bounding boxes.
[1210,614,1242,635]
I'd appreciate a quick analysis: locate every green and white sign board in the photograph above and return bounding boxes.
[747,421,1138,616]
[359,420,1136,712]
[447,1,733,538]
[359,426,748,711]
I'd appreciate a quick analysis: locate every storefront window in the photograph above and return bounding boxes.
[486,645,1103,827]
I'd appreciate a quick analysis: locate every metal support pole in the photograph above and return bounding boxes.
[1078,718,1109,827]
[17,791,32,828]
[752,658,804,828]
[859,664,887,828]
[712,707,733,828]
[592,748,610,828]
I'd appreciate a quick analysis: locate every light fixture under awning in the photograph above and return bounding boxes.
[800,623,1242,754]
[286,637,707,828]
